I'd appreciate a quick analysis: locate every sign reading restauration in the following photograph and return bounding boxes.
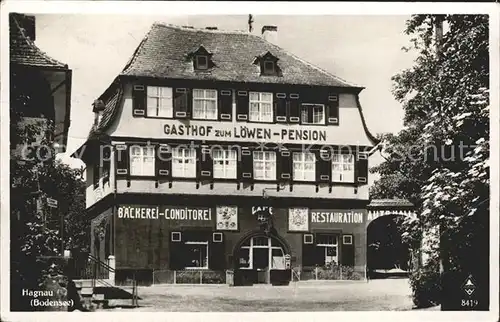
[164,124,327,142]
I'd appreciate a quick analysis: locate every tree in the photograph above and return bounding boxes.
[370,15,489,307]
[10,76,89,311]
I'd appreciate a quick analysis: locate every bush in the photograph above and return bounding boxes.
[316,264,364,280]
[409,256,441,308]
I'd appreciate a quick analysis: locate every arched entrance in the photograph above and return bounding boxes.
[232,231,291,285]
[367,214,410,278]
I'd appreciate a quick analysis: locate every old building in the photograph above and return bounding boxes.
[10,13,72,155]
[73,23,380,285]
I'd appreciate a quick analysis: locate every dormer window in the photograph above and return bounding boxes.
[188,45,214,71]
[254,51,280,76]
[263,61,275,75]
[195,55,208,70]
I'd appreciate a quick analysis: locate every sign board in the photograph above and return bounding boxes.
[46,198,58,208]
[117,205,213,226]
[310,209,366,229]
[163,123,328,144]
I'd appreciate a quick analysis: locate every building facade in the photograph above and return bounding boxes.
[74,23,379,285]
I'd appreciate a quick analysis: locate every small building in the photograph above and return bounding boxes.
[74,23,382,285]
[10,13,72,155]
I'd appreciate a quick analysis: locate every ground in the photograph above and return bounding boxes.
[103,278,438,311]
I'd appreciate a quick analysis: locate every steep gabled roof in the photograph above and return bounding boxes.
[10,14,68,69]
[120,23,362,88]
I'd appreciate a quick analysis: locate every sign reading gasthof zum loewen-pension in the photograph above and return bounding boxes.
[117,205,212,222]
[163,123,327,143]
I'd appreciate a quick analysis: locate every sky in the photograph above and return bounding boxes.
[33,14,418,183]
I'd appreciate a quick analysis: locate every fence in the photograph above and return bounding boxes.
[291,265,365,281]
[152,269,226,285]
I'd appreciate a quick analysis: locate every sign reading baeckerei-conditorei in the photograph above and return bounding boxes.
[117,205,212,221]
[163,124,327,142]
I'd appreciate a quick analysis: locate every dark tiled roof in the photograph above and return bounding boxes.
[87,84,124,138]
[368,199,414,208]
[10,14,68,69]
[121,23,361,88]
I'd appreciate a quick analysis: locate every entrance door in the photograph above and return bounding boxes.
[237,235,286,284]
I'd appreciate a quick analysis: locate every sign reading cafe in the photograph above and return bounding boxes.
[163,124,327,142]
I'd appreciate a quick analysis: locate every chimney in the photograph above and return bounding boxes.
[92,99,105,127]
[261,25,278,44]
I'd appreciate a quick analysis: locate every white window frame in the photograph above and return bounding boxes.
[249,92,273,123]
[196,55,208,70]
[146,86,173,118]
[316,234,339,266]
[301,104,325,125]
[192,89,218,120]
[213,149,237,179]
[172,147,196,178]
[332,154,355,183]
[129,145,155,176]
[184,241,209,270]
[292,152,316,181]
[253,151,276,180]
[343,235,353,245]
[239,237,286,270]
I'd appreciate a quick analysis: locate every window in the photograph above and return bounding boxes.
[193,89,217,120]
[332,154,355,183]
[343,235,353,245]
[196,55,208,70]
[172,147,196,178]
[147,86,173,117]
[249,92,273,122]
[293,152,316,181]
[316,234,338,266]
[213,149,237,179]
[263,61,275,74]
[301,104,325,125]
[253,151,276,180]
[185,241,209,269]
[129,145,155,176]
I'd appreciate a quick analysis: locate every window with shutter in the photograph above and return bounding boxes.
[173,88,190,119]
[253,151,276,180]
[355,152,368,185]
[156,144,172,178]
[275,93,287,123]
[193,89,217,120]
[300,104,325,125]
[213,148,237,179]
[288,96,300,123]
[249,92,273,123]
[236,91,249,121]
[315,150,331,183]
[115,144,129,177]
[341,234,355,267]
[130,145,155,176]
[238,149,253,181]
[132,85,146,117]
[147,86,173,117]
[198,145,213,179]
[293,152,315,181]
[327,94,339,125]
[277,150,292,181]
[332,154,355,183]
[172,147,196,178]
[218,89,233,121]
[209,233,225,270]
